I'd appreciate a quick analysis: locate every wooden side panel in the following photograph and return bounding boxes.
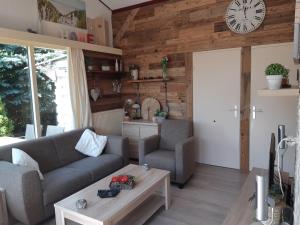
[240,47,251,173]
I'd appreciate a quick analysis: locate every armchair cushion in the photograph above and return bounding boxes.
[159,120,193,151]
[144,150,175,180]
[138,135,160,165]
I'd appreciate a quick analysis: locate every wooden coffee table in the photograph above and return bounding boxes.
[54,164,171,225]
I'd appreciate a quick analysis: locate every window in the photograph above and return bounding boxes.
[0,43,73,145]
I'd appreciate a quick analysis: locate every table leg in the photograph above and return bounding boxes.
[55,207,65,225]
[164,175,171,210]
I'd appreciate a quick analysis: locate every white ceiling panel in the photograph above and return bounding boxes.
[101,0,151,10]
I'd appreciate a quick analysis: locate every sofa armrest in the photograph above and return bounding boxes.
[0,161,44,225]
[105,136,129,165]
[138,135,160,165]
[175,137,195,184]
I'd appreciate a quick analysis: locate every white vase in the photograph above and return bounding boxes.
[131,69,139,80]
[266,75,283,90]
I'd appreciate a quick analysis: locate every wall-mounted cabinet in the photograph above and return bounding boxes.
[83,50,126,113]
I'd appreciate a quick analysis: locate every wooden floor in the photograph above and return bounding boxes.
[42,164,247,225]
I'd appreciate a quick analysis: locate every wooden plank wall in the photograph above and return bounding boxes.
[112,0,295,119]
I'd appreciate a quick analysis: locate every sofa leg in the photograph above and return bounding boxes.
[0,188,9,225]
[178,184,185,189]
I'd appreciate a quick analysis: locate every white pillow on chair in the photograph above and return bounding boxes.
[12,148,44,180]
[75,129,107,157]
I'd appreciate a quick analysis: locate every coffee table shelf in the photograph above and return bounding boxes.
[117,194,164,225]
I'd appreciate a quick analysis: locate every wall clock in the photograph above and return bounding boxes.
[225,0,266,34]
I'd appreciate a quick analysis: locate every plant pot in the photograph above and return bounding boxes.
[266,75,283,90]
[154,116,165,124]
[130,69,139,80]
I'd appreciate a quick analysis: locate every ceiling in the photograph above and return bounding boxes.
[101,0,151,10]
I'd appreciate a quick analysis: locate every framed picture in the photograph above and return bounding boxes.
[37,0,87,29]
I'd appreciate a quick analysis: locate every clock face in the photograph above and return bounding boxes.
[225,0,266,34]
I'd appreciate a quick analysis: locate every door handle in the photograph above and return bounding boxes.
[229,105,238,118]
[252,106,263,119]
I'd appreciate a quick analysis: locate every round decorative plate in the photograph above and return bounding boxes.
[141,98,161,121]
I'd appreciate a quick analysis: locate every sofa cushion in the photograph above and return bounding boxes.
[144,150,176,180]
[42,167,92,206]
[65,154,123,182]
[159,119,193,151]
[52,128,88,166]
[0,137,60,173]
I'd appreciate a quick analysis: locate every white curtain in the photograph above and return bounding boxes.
[68,48,93,129]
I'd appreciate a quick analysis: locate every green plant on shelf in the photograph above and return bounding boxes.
[154,109,168,118]
[265,63,289,77]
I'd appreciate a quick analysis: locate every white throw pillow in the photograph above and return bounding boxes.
[12,148,44,180]
[75,129,107,157]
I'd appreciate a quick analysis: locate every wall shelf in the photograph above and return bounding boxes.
[127,78,171,84]
[257,87,299,97]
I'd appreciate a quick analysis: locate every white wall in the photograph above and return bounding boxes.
[0,0,113,46]
[92,109,123,135]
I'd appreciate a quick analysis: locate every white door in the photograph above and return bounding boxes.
[250,43,298,176]
[193,48,241,169]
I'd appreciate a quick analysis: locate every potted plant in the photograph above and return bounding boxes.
[129,64,139,80]
[265,63,289,90]
[153,109,168,123]
[161,56,168,80]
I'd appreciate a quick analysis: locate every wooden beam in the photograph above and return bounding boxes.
[0,188,9,225]
[185,53,193,121]
[240,46,251,173]
[114,8,140,47]
[112,0,168,14]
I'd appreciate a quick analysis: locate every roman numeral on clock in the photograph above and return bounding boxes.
[256,9,263,14]
[230,19,237,26]
[228,15,235,19]
[243,0,247,4]
[255,16,262,21]
[235,0,241,7]
[254,2,260,7]
[236,23,241,31]
[243,24,248,32]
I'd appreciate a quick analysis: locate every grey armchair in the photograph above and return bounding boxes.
[139,119,195,188]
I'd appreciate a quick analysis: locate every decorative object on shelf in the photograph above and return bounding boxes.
[109,175,136,191]
[112,80,121,93]
[101,63,110,71]
[161,56,168,80]
[265,63,289,90]
[76,199,87,209]
[141,97,161,121]
[123,99,134,120]
[153,109,168,123]
[225,0,266,34]
[281,68,291,89]
[115,59,119,72]
[129,64,139,80]
[132,103,141,120]
[87,65,99,72]
[90,88,101,102]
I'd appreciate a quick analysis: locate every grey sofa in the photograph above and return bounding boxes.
[139,119,195,188]
[0,128,129,225]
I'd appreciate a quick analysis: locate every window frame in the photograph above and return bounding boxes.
[0,39,70,138]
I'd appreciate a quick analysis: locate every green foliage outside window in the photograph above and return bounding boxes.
[0,44,58,137]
